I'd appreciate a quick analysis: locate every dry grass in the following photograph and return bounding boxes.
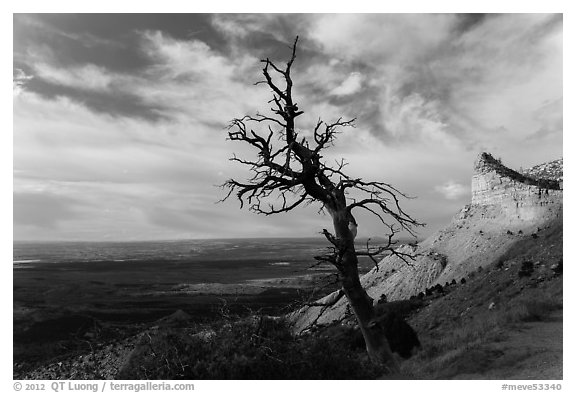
[400,275,562,379]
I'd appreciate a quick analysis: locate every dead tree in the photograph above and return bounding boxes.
[222,37,422,373]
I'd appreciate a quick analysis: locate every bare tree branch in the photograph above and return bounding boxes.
[221,36,423,371]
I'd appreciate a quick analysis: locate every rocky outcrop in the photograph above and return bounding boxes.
[521,158,563,184]
[289,152,563,333]
[471,153,562,223]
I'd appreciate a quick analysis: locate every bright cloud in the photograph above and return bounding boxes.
[434,181,469,200]
[308,14,455,64]
[142,31,237,79]
[136,31,266,123]
[13,68,33,96]
[330,72,363,96]
[33,63,116,91]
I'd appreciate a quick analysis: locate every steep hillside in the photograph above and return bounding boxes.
[401,218,563,379]
[289,152,563,333]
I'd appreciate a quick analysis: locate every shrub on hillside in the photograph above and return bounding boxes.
[518,260,535,278]
[504,293,562,323]
[118,317,381,380]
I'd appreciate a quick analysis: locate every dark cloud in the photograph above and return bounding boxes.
[14,14,146,73]
[527,13,563,42]
[13,14,234,121]
[14,14,228,73]
[207,14,325,75]
[237,31,293,59]
[453,13,489,34]
[25,78,169,121]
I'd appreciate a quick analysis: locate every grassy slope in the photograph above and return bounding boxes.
[399,218,563,379]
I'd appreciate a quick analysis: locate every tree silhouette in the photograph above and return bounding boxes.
[222,37,422,372]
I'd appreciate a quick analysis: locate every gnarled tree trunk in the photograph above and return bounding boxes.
[330,208,399,372]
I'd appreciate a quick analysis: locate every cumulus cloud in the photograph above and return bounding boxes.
[380,91,451,144]
[330,72,363,96]
[135,30,266,123]
[308,14,455,64]
[434,181,469,200]
[142,31,237,79]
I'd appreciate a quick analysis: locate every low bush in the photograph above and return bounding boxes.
[503,294,562,323]
[518,261,534,278]
[118,316,381,380]
[495,257,505,269]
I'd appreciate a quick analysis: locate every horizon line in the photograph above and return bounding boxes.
[13,235,421,244]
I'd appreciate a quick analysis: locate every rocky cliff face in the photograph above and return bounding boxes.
[471,153,562,223]
[289,152,563,333]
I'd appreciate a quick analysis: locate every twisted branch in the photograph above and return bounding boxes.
[222,35,423,271]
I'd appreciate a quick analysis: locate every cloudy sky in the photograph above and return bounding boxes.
[13,13,563,241]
